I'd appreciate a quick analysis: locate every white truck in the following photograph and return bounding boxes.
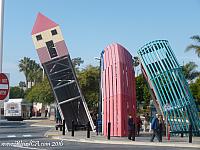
[4,99,31,121]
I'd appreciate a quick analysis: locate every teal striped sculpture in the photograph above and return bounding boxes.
[138,40,200,135]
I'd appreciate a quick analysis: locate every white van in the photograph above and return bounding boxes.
[4,99,31,121]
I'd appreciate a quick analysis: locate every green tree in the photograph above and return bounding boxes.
[19,57,31,88]
[77,65,99,112]
[28,60,43,86]
[72,57,84,73]
[186,35,200,57]
[19,57,42,88]
[190,77,200,104]
[136,74,151,111]
[182,62,199,81]
[9,86,25,99]
[25,77,54,104]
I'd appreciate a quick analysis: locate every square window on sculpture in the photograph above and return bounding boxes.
[36,34,42,41]
[51,29,57,35]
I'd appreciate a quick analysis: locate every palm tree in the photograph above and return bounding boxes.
[28,60,42,86]
[19,57,42,89]
[182,61,200,82]
[19,57,31,88]
[186,35,200,57]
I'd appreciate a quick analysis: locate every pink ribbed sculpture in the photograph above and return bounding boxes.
[102,43,136,137]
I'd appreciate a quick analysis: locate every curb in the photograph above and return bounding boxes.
[49,135,200,148]
[30,124,55,128]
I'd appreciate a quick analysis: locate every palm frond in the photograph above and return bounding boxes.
[185,44,200,52]
[190,35,200,43]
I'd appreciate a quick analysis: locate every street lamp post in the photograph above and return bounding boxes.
[94,52,103,134]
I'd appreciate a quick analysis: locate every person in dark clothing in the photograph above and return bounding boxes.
[136,116,142,136]
[128,115,135,140]
[45,109,48,117]
[150,114,161,142]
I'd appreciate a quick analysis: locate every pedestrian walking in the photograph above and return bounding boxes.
[128,114,135,140]
[136,115,142,136]
[150,114,161,142]
[56,109,62,124]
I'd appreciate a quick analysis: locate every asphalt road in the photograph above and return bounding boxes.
[0,120,199,150]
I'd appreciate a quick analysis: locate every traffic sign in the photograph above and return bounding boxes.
[0,73,9,101]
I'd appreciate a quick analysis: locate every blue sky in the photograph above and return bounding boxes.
[2,0,200,86]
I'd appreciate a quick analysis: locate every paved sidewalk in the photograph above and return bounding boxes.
[24,117,56,128]
[45,128,200,148]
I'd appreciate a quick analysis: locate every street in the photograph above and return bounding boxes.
[0,120,199,150]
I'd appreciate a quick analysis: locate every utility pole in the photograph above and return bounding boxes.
[0,0,4,120]
[0,0,4,73]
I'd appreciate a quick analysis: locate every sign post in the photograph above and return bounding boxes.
[164,104,172,140]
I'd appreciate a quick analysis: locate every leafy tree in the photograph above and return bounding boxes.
[186,35,200,57]
[72,57,84,73]
[19,57,31,88]
[190,77,200,104]
[19,57,42,88]
[28,60,43,86]
[136,74,151,110]
[77,65,99,112]
[9,86,25,99]
[182,62,199,82]
[25,77,54,104]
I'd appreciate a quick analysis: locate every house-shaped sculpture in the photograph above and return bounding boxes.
[31,13,94,131]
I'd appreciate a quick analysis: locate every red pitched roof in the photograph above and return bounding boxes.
[31,12,58,35]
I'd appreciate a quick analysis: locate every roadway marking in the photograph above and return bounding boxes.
[22,135,32,137]
[7,135,16,137]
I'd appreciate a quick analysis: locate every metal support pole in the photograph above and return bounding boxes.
[87,121,90,138]
[0,0,4,73]
[56,125,58,130]
[71,120,74,137]
[189,124,192,143]
[60,125,62,131]
[107,122,111,140]
[168,124,170,141]
[181,131,183,137]
[62,120,65,135]
[96,120,98,135]
[132,123,135,141]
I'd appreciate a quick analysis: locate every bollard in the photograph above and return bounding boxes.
[189,124,192,143]
[167,124,170,141]
[71,120,75,137]
[132,123,135,141]
[159,123,162,142]
[107,122,111,140]
[96,121,98,135]
[181,131,183,137]
[60,125,62,131]
[87,122,90,138]
[56,125,58,130]
[62,120,65,135]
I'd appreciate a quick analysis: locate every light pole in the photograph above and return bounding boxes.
[0,0,4,73]
[94,51,103,134]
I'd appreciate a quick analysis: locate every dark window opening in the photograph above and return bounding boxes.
[36,34,42,41]
[46,40,58,58]
[51,29,58,36]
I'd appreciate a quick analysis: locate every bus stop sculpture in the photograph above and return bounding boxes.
[31,13,95,131]
[138,40,200,135]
